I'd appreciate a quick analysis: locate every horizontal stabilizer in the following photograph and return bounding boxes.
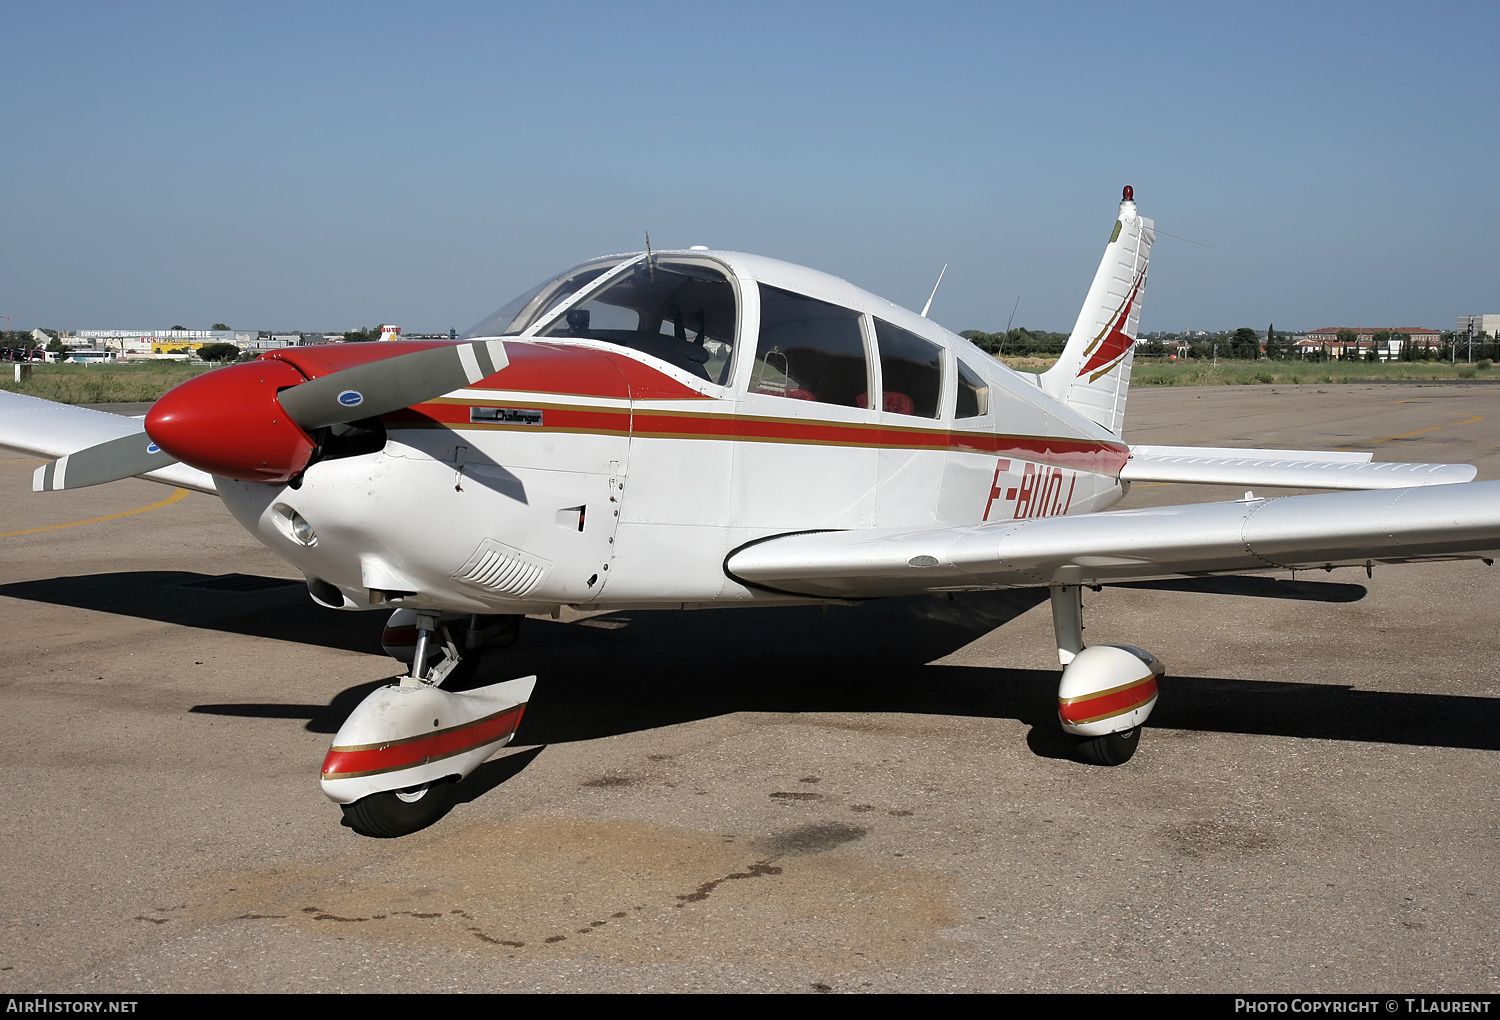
[1130,444,1374,464]
[725,480,1500,599]
[1123,446,1475,490]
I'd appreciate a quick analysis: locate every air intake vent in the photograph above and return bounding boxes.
[453,539,550,597]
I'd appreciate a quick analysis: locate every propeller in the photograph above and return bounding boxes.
[32,339,509,490]
[33,432,177,492]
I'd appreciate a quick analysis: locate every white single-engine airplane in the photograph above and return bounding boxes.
[4,187,1498,837]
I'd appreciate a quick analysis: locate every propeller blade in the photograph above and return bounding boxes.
[33,427,180,491]
[276,339,509,430]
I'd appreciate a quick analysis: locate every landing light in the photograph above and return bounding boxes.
[273,502,317,546]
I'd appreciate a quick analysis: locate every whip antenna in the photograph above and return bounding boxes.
[997,294,1021,356]
[920,264,947,318]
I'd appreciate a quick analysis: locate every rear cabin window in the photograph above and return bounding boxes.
[749,285,868,407]
[955,358,990,418]
[539,259,738,384]
[873,319,942,418]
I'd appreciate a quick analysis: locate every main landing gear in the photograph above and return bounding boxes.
[1050,585,1162,766]
[323,611,536,838]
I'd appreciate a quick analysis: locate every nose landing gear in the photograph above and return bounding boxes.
[325,611,537,837]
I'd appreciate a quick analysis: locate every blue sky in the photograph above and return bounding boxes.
[4,1,1496,335]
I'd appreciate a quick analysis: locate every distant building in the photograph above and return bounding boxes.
[1457,315,1500,338]
[1297,326,1441,359]
[238,335,293,351]
[74,328,238,355]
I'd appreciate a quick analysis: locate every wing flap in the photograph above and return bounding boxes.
[1123,445,1474,489]
[726,482,1500,599]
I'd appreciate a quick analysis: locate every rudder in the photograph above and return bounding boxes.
[1040,186,1154,436]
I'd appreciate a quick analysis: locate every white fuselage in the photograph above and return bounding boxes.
[216,251,1131,614]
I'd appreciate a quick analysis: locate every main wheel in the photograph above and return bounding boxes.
[341,779,453,838]
[1076,727,1141,766]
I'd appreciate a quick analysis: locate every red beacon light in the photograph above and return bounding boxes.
[1123,185,1134,202]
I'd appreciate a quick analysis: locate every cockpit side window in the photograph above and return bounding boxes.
[538,259,738,385]
[873,318,942,419]
[955,358,990,418]
[750,285,868,407]
[461,258,632,340]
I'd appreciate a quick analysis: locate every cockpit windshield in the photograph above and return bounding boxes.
[538,258,738,385]
[462,257,636,339]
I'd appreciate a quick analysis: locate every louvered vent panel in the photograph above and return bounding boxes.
[453,540,550,598]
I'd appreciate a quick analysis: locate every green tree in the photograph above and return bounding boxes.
[1231,327,1259,359]
[211,322,230,331]
[197,343,240,362]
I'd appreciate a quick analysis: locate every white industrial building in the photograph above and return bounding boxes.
[1457,315,1500,338]
[71,329,253,355]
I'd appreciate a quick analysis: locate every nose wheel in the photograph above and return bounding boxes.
[340,779,453,838]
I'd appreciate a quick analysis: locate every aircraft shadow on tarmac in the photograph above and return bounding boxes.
[0,570,389,653]
[9,570,1494,760]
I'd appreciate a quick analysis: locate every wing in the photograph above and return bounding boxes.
[0,390,216,494]
[1123,444,1476,489]
[725,481,1500,599]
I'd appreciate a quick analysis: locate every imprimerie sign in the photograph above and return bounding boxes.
[471,407,544,426]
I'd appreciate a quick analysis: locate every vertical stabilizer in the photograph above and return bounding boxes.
[1040,187,1154,436]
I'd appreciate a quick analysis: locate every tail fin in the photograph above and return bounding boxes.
[1040,186,1154,436]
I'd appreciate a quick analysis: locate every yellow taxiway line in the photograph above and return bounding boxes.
[0,486,190,538]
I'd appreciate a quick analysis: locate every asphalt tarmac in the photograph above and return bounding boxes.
[1,382,1497,994]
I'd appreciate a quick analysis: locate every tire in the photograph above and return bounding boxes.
[1077,727,1141,766]
[340,778,453,838]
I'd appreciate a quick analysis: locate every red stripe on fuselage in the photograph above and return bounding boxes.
[321,705,526,780]
[386,402,632,436]
[323,340,1127,474]
[389,400,1130,475]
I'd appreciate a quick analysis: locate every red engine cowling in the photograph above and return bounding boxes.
[145,360,317,482]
